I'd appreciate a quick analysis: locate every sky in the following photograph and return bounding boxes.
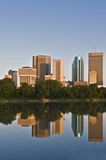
[0,0,106,84]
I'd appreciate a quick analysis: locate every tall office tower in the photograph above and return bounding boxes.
[52,114,64,135]
[72,114,84,138]
[88,113,103,142]
[32,121,50,138]
[53,59,64,82]
[18,67,37,87]
[89,53,104,85]
[33,55,51,80]
[8,70,17,86]
[72,56,84,81]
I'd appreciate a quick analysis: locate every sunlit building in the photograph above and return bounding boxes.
[71,81,88,86]
[33,55,51,80]
[89,71,97,84]
[53,59,64,82]
[45,74,55,80]
[18,67,37,87]
[89,53,104,85]
[88,113,103,142]
[4,75,12,79]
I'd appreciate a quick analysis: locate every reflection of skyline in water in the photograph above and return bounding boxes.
[17,111,104,142]
[0,109,106,160]
[18,113,64,138]
[0,103,106,160]
[18,113,36,126]
[52,113,64,135]
[72,114,84,138]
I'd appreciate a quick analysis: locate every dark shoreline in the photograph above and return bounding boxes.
[0,99,106,104]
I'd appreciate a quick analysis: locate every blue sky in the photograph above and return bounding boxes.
[0,0,106,84]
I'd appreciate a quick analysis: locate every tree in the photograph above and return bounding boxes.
[0,78,16,99]
[20,83,35,98]
[89,84,98,98]
[34,80,62,99]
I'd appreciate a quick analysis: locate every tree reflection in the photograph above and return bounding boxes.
[0,102,106,125]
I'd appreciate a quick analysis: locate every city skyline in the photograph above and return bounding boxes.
[0,52,105,87]
[1,53,104,87]
[0,105,106,160]
[17,112,104,142]
[0,0,106,84]
[0,1,106,159]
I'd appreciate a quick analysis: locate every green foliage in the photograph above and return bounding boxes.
[0,79,106,99]
[0,78,16,99]
[0,102,106,125]
[0,103,20,125]
[71,85,90,99]
[34,80,62,98]
[89,84,98,98]
[19,83,35,98]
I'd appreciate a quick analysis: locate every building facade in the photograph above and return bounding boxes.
[71,81,88,87]
[45,74,55,80]
[89,53,104,85]
[4,75,12,79]
[8,70,17,86]
[89,71,97,84]
[33,55,51,80]
[72,56,84,81]
[18,67,37,87]
[53,59,64,82]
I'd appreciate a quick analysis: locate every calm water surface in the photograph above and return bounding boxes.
[0,102,106,160]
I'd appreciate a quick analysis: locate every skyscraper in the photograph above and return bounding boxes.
[72,56,84,81]
[89,52,104,85]
[33,55,51,80]
[53,59,64,82]
[88,113,103,142]
[8,70,17,86]
[72,114,84,138]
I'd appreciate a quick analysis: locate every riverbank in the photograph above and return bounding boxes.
[0,98,106,104]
